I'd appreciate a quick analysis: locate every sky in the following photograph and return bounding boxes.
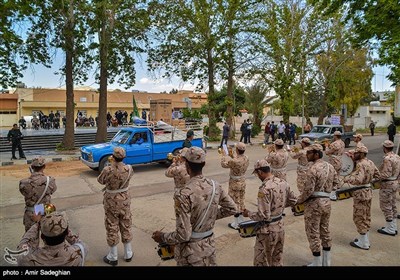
[19,61,395,94]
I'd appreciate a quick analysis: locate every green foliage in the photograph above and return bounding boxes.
[55,142,76,151]
[251,123,261,138]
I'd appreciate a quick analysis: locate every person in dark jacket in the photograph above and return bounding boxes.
[387,121,396,142]
[220,122,230,148]
[7,124,26,160]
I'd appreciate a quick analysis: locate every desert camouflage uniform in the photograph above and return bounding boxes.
[289,148,310,192]
[298,159,339,253]
[165,160,189,262]
[220,153,249,212]
[379,151,400,221]
[343,158,380,234]
[162,175,237,266]
[98,162,134,246]
[19,172,57,232]
[17,219,87,266]
[265,149,289,181]
[325,139,345,183]
[248,176,297,266]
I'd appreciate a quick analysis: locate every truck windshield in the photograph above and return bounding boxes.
[310,126,330,134]
[111,130,132,144]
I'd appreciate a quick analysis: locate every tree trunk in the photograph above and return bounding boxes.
[62,2,75,149]
[226,53,234,139]
[317,89,328,125]
[207,47,218,139]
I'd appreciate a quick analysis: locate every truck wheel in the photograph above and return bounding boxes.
[345,138,350,148]
[99,156,111,172]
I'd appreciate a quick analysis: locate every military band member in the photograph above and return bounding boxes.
[345,133,364,160]
[377,140,400,236]
[152,147,237,266]
[243,160,297,266]
[17,212,87,266]
[324,131,345,200]
[164,147,189,263]
[297,144,339,266]
[289,137,311,192]
[19,157,57,232]
[264,139,289,181]
[342,145,380,249]
[220,142,250,229]
[98,147,134,266]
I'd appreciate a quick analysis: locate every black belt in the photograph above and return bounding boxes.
[259,216,283,226]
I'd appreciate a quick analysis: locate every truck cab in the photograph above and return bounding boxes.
[299,124,354,148]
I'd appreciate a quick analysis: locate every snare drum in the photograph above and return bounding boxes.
[238,220,259,238]
[292,204,304,216]
[157,243,175,261]
[337,191,351,200]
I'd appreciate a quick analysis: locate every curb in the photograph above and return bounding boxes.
[1,156,80,166]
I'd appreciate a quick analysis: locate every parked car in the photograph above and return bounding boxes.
[299,124,354,148]
[80,124,203,171]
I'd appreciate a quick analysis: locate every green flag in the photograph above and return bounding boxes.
[132,94,139,117]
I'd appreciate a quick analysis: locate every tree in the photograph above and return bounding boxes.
[88,0,150,143]
[244,81,269,132]
[310,0,400,86]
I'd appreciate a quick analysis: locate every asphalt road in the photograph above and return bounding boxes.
[0,134,399,268]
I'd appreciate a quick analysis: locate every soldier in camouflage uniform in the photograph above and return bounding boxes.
[297,144,339,266]
[377,140,400,236]
[220,142,250,229]
[164,147,189,263]
[19,157,57,232]
[342,145,380,249]
[264,139,289,181]
[17,211,87,266]
[324,131,345,200]
[165,148,190,192]
[289,137,311,193]
[345,133,364,160]
[98,147,134,266]
[152,146,237,266]
[243,160,297,266]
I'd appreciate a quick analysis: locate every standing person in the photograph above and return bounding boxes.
[288,123,296,145]
[269,121,276,142]
[387,121,396,142]
[97,147,134,266]
[324,131,345,200]
[342,145,380,250]
[369,120,375,136]
[19,157,57,232]
[243,159,297,266]
[7,123,26,160]
[18,116,26,129]
[240,120,247,143]
[164,148,190,265]
[289,137,311,193]
[17,212,87,266]
[264,139,289,181]
[182,129,194,148]
[264,122,270,144]
[220,122,230,148]
[152,147,237,266]
[297,144,339,266]
[277,121,285,142]
[377,140,400,236]
[220,142,250,229]
[346,134,364,160]
[246,119,253,144]
[304,122,311,134]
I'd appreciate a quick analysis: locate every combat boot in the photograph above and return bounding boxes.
[392,220,398,235]
[123,242,133,262]
[307,255,322,266]
[322,250,331,266]
[237,214,245,224]
[377,220,396,236]
[103,246,118,266]
[350,233,370,250]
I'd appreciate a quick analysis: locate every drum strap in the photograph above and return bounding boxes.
[337,184,371,194]
[311,191,330,198]
[382,176,397,182]
[230,175,245,180]
[104,166,132,193]
[259,215,283,226]
[26,176,50,212]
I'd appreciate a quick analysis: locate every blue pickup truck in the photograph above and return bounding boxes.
[80,124,203,171]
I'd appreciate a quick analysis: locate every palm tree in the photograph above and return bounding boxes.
[244,81,269,129]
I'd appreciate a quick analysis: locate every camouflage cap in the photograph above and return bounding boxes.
[183,146,205,163]
[40,212,68,237]
[31,157,45,167]
[186,130,194,137]
[274,139,284,146]
[252,159,270,174]
[236,142,246,151]
[383,140,394,148]
[113,147,126,159]
[301,137,311,144]
[354,133,363,140]
[179,147,189,157]
[333,131,342,136]
[307,143,323,152]
[355,145,368,154]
